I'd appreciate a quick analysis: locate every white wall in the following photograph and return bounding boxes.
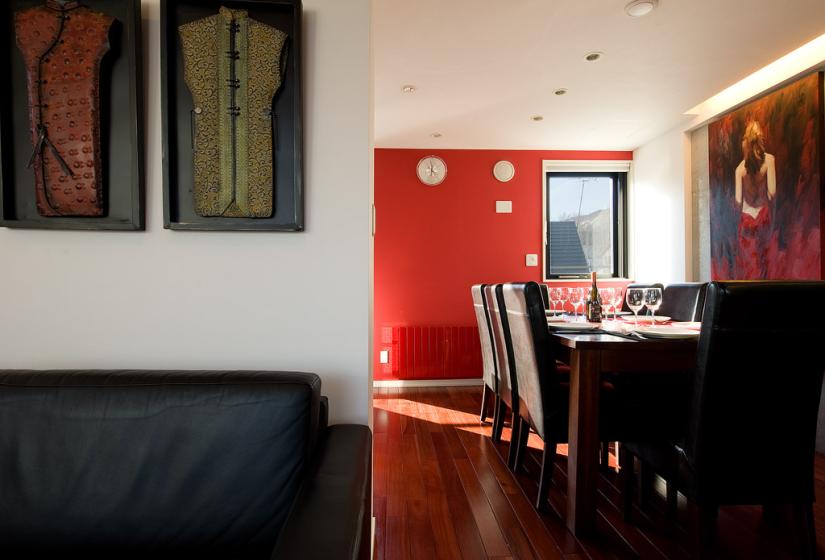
[690,126,711,282]
[631,127,690,284]
[0,0,372,425]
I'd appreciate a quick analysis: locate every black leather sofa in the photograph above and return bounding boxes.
[0,370,371,559]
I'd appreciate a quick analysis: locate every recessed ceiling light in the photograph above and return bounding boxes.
[625,0,658,17]
[584,51,604,62]
[554,88,568,96]
[531,115,544,122]
[401,85,416,93]
[431,132,442,138]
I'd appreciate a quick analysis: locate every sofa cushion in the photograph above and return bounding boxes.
[0,370,321,556]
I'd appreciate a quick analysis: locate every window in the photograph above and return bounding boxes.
[544,171,627,279]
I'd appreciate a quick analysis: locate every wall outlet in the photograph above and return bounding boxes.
[379,350,389,364]
[526,254,538,267]
[495,201,513,214]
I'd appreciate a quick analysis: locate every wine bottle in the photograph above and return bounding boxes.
[586,271,602,322]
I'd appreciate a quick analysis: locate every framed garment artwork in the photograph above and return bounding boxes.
[0,0,144,230]
[708,72,824,280]
[161,0,304,231]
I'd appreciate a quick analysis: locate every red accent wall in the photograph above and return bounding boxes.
[374,148,633,381]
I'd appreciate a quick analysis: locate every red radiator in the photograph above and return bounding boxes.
[379,325,482,380]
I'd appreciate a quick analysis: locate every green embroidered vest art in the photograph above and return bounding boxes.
[179,7,287,218]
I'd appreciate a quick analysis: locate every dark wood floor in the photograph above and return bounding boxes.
[373,386,825,560]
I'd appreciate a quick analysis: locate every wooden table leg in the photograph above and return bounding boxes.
[566,348,601,535]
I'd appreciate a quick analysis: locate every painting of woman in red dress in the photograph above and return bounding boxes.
[709,72,823,280]
[734,122,776,278]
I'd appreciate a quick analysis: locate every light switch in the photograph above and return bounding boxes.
[496,201,513,214]
[379,350,389,364]
[526,254,538,267]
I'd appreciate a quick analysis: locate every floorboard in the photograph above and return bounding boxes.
[373,386,825,560]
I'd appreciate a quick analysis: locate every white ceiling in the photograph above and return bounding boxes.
[373,0,825,150]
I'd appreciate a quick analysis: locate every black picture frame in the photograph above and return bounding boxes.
[161,0,304,232]
[0,0,145,231]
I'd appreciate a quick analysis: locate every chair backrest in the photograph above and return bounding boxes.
[499,282,560,440]
[687,281,825,505]
[472,284,498,391]
[659,282,708,322]
[621,282,665,313]
[485,284,516,409]
[539,283,550,311]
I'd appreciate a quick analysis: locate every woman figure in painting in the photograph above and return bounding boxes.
[734,121,776,278]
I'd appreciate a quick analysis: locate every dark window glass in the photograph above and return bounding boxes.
[545,172,626,279]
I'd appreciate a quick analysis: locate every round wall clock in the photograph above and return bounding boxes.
[416,156,447,186]
[493,160,515,183]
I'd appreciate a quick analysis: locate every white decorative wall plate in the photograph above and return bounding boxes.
[493,160,515,183]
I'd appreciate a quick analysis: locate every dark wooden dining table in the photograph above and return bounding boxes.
[550,330,698,536]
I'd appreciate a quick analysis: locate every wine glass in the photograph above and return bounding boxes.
[559,288,570,316]
[599,287,614,320]
[612,288,624,320]
[569,288,582,320]
[625,288,645,326]
[550,288,564,314]
[644,288,663,323]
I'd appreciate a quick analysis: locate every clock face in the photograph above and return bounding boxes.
[416,156,447,186]
[493,160,515,182]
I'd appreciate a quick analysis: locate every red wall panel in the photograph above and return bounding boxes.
[374,148,633,381]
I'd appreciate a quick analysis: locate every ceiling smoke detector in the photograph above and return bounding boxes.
[584,51,604,62]
[625,0,658,17]
[401,85,416,93]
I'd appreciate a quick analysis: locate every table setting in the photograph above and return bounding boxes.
[546,286,700,340]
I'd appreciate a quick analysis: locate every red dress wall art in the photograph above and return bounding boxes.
[708,72,824,280]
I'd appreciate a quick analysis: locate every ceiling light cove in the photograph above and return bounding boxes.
[685,31,825,125]
[401,85,416,93]
[625,0,658,17]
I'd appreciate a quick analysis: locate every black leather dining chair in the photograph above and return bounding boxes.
[498,282,626,509]
[608,283,702,494]
[539,283,550,311]
[658,282,708,322]
[620,281,825,558]
[485,284,520,468]
[472,284,499,424]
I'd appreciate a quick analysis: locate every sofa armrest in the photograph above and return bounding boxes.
[271,425,372,560]
[319,396,329,432]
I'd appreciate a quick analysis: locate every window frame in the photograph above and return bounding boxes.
[542,161,630,281]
